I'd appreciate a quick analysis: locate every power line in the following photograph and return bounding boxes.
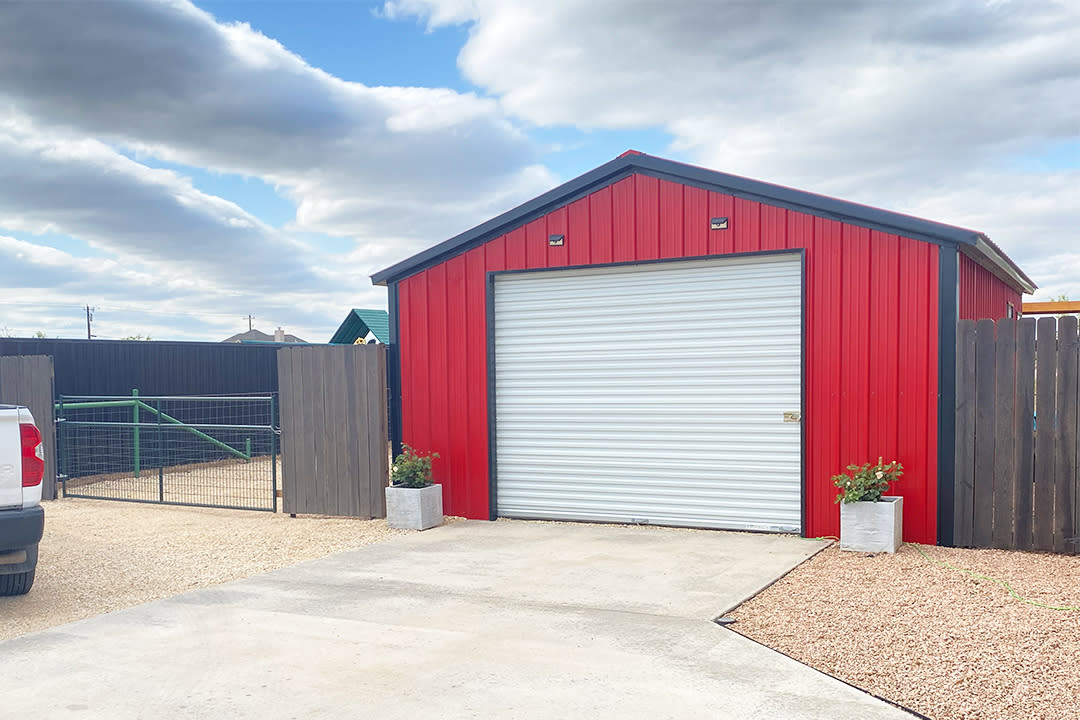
[0,299,257,321]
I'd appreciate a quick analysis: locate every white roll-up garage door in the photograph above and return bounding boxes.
[493,253,803,533]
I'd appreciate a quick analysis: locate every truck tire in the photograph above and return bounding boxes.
[0,569,35,596]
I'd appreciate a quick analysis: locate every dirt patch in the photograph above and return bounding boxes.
[0,497,408,641]
[728,543,1080,720]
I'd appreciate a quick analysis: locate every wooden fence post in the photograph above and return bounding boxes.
[1054,316,1078,553]
[993,318,1017,549]
[1033,317,1058,551]
[954,320,977,547]
[972,319,997,547]
[1014,318,1036,551]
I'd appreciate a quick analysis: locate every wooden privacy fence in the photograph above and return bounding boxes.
[277,344,388,518]
[0,355,57,500]
[954,317,1079,553]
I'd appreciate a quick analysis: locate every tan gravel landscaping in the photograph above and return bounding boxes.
[0,497,408,641]
[728,543,1080,720]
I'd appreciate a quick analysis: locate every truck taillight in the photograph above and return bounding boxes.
[20,422,44,487]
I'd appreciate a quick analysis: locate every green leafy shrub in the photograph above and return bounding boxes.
[833,457,903,504]
[390,444,439,488]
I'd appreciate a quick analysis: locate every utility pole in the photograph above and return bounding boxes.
[245,314,254,331]
[85,305,94,339]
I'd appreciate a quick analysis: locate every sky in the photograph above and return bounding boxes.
[0,0,1077,342]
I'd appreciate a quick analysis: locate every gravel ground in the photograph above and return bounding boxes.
[728,543,1080,720]
[0,498,409,641]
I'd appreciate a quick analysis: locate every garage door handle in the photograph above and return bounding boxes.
[783,411,801,423]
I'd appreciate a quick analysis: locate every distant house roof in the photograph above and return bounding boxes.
[222,328,306,344]
[329,309,390,344]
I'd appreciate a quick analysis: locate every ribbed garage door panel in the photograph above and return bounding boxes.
[493,254,802,532]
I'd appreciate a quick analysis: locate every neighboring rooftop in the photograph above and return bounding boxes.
[222,328,306,344]
[330,309,389,345]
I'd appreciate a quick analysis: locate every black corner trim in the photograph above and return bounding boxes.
[371,158,635,285]
[387,282,403,459]
[485,271,498,521]
[798,248,808,538]
[937,246,959,546]
[484,249,805,525]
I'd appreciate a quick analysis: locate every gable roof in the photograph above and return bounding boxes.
[371,151,1035,294]
[329,308,390,344]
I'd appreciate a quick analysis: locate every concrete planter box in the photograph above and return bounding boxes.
[385,484,443,531]
[839,496,903,553]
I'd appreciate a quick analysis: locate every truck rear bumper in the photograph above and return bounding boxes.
[0,505,45,551]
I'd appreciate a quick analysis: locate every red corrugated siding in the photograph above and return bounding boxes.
[958,252,1020,320]
[396,174,940,542]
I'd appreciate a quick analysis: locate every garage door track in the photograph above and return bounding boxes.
[0,520,912,719]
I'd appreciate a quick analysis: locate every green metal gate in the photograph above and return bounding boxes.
[57,392,277,511]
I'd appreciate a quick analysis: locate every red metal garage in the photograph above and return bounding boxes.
[372,152,1034,544]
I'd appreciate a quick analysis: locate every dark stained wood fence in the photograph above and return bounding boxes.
[955,317,1078,553]
[0,356,57,500]
[277,344,388,518]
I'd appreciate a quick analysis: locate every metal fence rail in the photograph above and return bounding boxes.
[58,392,277,511]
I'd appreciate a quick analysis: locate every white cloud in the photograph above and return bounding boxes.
[385,0,1080,294]
[3,0,1078,346]
[379,0,479,28]
[0,0,552,246]
[0,233,386,342]
[0,115,316,292]
[0,0,557,340]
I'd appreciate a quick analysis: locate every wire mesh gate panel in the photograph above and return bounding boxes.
[57,393,277,511]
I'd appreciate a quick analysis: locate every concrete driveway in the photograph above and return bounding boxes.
[0,520,912,719]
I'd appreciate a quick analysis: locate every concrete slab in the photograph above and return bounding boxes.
[0,520,913,719]
[284,519,830,618]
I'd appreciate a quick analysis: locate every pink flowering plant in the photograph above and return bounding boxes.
[833,457,903,504]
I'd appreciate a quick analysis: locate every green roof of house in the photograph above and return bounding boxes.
[329,308,390,344]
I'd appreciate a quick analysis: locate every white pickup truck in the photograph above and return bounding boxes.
[0,405,45,596]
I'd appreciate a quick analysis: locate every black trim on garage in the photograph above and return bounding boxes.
[374,161,635,285]
[798,248,808,538]
[486,249,806,531]
[490,247,803,279]
[937,246,959,546]
[372,153,1034,294]
[485,271,499,521]
[387,281,403,460]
